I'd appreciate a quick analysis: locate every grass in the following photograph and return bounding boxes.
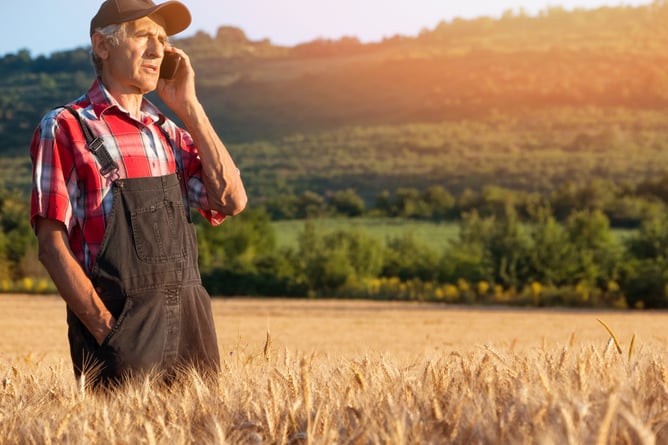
[0,156,32,193]
[272,217,462,251]
[2,294,668,443]
[272,217,636,251]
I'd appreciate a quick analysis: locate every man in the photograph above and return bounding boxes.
[30,0,247,386]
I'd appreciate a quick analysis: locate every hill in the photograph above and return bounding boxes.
[2,3,668,201]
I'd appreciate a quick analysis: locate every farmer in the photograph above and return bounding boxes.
[29,0,247,386]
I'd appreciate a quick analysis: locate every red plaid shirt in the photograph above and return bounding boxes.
[30,79,224,274]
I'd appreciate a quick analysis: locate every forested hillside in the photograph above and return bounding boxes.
[3,3,668,306]
[2,3,668,199]
[4,3,668,141]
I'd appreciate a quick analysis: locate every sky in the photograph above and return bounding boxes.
[0,0,655,57]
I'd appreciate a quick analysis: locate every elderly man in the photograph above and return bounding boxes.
[30,0,247,386]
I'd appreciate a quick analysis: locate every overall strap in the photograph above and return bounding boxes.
[64,106,119,176]
[158,124,193,223]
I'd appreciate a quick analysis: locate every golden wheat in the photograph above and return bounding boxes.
[2,295,668,443]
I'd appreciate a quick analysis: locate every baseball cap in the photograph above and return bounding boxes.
[90,0,192,36]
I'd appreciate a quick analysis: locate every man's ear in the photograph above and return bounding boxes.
[91,33,110,61]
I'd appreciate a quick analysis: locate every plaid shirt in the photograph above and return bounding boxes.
[30,79,224,274]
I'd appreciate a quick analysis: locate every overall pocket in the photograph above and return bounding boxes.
[130,200,188,263]
[99,291,168,377]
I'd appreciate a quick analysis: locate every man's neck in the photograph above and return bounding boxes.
[99,76,146,120]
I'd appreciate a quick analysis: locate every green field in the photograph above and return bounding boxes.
[272,217,460,251]
[272,217,636,251]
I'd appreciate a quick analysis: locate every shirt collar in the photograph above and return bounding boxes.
[87,78,165,125]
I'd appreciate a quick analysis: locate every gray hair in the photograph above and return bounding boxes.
[90,23,127,75]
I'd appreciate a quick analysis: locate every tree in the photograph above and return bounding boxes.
[526,205,578,286]
[382,233,440,282]
[449,206,534,288]
[196,208,276,273]
[564,209,620,286]
[296,191,327,219]
[329,188,365,217]
[485,206,531,288]
[440,210,496,286]
[389,188,424,218]
[620,212,668,308]
[0,230,9,280]
[295,223,384,294]
[421,185,455,220]
[0,189,37,280]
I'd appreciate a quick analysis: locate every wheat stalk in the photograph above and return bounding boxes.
[351,365,366,391]
[431,398,443,421]
[628,334,636,362]
[619,406,656,445]
[595,394,619,445]
[263,330,273,362]
[597,319,622,354]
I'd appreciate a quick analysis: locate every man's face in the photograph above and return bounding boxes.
[106,16,168,94]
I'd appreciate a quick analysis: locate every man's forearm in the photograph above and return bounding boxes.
[179,102,248,216]
[36,218,115,345]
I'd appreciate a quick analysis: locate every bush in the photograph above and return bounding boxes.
[328,189,366,217]
[295,222,385,295]
[381,233,440,282]
[620,213,668,308]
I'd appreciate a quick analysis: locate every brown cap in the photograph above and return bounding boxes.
[90,0,191,36]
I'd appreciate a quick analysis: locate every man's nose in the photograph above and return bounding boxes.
[146,39,164,58]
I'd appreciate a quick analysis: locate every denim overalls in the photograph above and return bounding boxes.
[63,107,220,386]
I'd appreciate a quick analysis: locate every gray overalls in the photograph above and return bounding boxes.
[64,108,220,386]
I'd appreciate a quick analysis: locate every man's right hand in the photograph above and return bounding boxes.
[35,217,116,346]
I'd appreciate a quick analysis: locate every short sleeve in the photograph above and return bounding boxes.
[30,109,78,233]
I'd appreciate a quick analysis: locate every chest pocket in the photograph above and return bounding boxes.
[130,199,188,263]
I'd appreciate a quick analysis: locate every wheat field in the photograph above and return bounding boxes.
[1,294,668,444]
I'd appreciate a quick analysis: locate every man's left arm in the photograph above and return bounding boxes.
[178,101,247,216]
[158,48,247,216]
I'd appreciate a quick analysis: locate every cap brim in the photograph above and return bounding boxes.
[152,1,191,36]
[90,1,191,36]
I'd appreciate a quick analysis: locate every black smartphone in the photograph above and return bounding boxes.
[159,52,182,80]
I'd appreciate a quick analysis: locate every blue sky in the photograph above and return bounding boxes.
[0,0,653,57]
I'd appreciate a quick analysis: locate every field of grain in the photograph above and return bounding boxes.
[1,294,668,444]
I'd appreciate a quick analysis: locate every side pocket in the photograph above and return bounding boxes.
[97,290,168,376]
[100,297,133,347]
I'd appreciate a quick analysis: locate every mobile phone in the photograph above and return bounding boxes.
[159,53,182,80]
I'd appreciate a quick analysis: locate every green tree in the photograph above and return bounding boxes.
[621,213,668,308]
[526,205,578,286]
[373,190,392,217]
[264,192,299,220]
[296,191,326,219]
[382,233,440,282]
[197,208,276,273]
[0,230,9,280]
[446,208,530,288]
[0,189,36,280]
[442,211,495,285]
[421,185,455,220]
[295,223,384,294]
[389,188,423,218]
[328,188,365,217]
[486,207,531,288]
[565,209,620,286]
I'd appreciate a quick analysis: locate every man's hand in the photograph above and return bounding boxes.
[36,217,115,345]
[157,46,198,118]
[155,47,248,217]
